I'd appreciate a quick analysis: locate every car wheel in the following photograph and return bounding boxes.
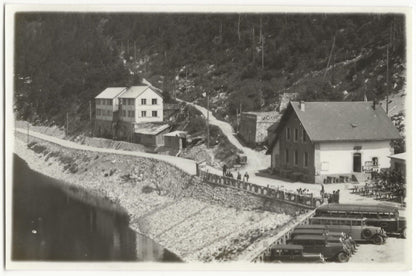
[361,228,373,240]
[372,235,384,245]
[337,252,349,263]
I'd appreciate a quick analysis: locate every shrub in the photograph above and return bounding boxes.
[142,185,154,194]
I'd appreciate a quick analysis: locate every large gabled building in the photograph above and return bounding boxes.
[95,87,127,137]
[95,85,164,141]
[267,101,401,183]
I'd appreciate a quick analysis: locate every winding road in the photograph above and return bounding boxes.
[175,98,270,172]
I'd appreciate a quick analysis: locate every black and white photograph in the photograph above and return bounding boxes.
[3,3,413,272]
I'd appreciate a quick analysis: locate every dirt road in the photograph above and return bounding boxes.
[175,98,270,172]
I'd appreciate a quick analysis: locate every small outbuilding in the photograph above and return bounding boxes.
[238,111,280,146]
[133,123,170,147]
[163,130,188,150]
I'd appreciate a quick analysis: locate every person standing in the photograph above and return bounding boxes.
[244,172,249,182]
[223,164,227,176]
[237,171,242,180]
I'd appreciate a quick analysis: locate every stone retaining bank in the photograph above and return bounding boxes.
[13,133,298,262]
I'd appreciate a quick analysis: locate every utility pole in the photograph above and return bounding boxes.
[66,112,69,137]
[134,40,137,61]
[331,52,336,85]
[237,14,241,42]
[26,121,29,146]
[324,35,336,81]
[386,46,389,115]
[89,100,92,137]
[261,34,265,70]
[206,92,210,148]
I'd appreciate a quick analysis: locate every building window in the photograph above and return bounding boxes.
[286,127,291,140]
[285,149,289,164]
[141,111,146,117]
[96,109,101,116]
[121,99,126,105]
[129,99,134,105]
[303,129,307,142]
[294,128,298,142]
[152,111,157,117]
[141,99,147,105]
[372,157,379,166]
[304,152,308,167]
[152,98,157,105]
[122,110,126,117]
[294,150,298,166]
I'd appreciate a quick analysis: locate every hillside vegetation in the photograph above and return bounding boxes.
[14,13,406,139]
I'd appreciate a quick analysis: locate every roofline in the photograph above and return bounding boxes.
[119,86,150,99]
[95,87,127,99]
[119,86,163,99]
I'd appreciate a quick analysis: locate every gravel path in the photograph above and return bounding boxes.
[175,97,270,172]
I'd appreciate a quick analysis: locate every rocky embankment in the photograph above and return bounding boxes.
[14,132,300,262]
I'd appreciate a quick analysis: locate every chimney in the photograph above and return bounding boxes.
[300,101,305,112]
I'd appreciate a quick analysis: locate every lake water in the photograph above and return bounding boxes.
[12,154,181,262]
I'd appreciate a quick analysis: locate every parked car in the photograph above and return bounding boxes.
[236,154,247,165]
[288,234,351,262]
[309,217,387,244]
[264,244,325,263]
[291,229,357,253]
[315,203,406,238]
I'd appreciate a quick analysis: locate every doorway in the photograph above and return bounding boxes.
[353,153,362,172]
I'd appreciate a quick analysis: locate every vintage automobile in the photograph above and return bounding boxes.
[264,244,325,263]
[236,154,248,165]
[288,234,351,263]
[315,203,406,238]
[291,229,357,253]
[309,217,387,244]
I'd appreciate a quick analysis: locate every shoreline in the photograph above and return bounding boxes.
[12,133,297,262]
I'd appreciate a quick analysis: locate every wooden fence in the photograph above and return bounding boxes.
[199,170,323,209]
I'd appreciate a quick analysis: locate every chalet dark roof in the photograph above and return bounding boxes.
[266,101,401,154]
[291,101,401,142]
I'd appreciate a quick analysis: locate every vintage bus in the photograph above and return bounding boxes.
[309,217,387,245]
[315,204,406,237]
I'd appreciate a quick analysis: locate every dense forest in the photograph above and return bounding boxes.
[14,13,406,132]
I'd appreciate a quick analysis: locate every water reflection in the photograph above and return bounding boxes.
[12,154,181,262]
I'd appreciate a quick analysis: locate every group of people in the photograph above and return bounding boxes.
[328,189,341,203]
[222,164,249,182]
[296,188,311,195]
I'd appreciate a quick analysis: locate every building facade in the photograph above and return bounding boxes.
[238,111,280,146]
[267,101,401,183]
[95,87,127,137]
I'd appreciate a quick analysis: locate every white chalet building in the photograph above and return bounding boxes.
[267,101,401,184]
[94,85,164,140]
